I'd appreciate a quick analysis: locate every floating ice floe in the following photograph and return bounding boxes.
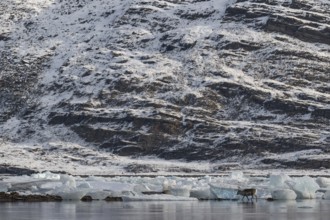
[271,189,297,200]
[316,177,330,188]
[269,173,292,189]
[55,188,88,200]
[86,191,112,200]
[0,182,10,192]
[209,183,239,200]
[122,194,198,202]
[190,186,216,200]
[32,171,61,180]
[286,176,319,199]
[134,183,163,194]
[167,185,191,197]
[1,172,329,201]
[229,171,247,182]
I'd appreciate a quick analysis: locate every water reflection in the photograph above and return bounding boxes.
[0,200,329,220]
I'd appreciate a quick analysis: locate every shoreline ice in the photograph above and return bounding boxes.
[1,171,330,202]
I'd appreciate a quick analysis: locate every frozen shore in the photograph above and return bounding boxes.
[1,171,330,202]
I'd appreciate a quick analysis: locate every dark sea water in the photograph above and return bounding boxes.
[1,200,329,220]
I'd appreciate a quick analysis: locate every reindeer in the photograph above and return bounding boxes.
[237,188,257,201]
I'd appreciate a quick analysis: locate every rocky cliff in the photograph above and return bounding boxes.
[0,0,329,169]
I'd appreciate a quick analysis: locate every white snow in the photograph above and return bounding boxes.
[0,0,329,181]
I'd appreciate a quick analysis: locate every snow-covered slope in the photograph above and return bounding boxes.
[0,0,329,173]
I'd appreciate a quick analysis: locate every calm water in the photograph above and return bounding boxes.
[1,200,330,220]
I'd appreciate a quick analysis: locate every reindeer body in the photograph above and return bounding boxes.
[237,188,257,201]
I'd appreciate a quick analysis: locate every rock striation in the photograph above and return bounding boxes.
[0,0,329,169]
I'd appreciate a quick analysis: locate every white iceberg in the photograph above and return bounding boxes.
[1,171,328,201]
[269,173,292,189]
[122,194,198,201]
[32,171,61,180]
[77,182,92,189]
[60,174,77,188]
[56,189,88,200]
[0,182,11,192]
[49,174,90,200]
[287,176,319,199]
[167,185,191,197]
[271,189,297,200]
[209,183,238,200]
[162,179,177,192]
[316,177,330,188]
[87,181,135,193]
[190,186,216,200]
[133,183,163,194]
[86,191,112,200]
[54,184,89,200]
[229,171,246,181]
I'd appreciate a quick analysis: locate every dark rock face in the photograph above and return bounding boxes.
[0,0,329,169]
[228,0,330,45]
[0,192,62,202]
[0,165,37,176]
[0,51,46,123]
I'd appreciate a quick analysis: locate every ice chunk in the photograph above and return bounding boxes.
[36,181,62,194]
[121,191,137,196]
[271,189,297,200]
[60,174,76,188]
[86,191,112,200]
[133,184,151,193]
[54,182,88,200]
[162,179,177,192]
[0,182,11,192]
[229,171,245,180]
[269,173,291,189]
[209,183,238,200]
[122,194,198,201]
[190,187,216,200]
[32,171,60,180]
[48,175,91,200]
[167,185,191,197]
[287,176,319,199]
[87,181,135,193]
[134,183,163,194]
[9,180,52,192]
[316,177,330,188]
[78,182,92,189]
[56,189,88,200]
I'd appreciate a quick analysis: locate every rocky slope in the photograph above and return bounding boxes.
[0,0,329,170]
